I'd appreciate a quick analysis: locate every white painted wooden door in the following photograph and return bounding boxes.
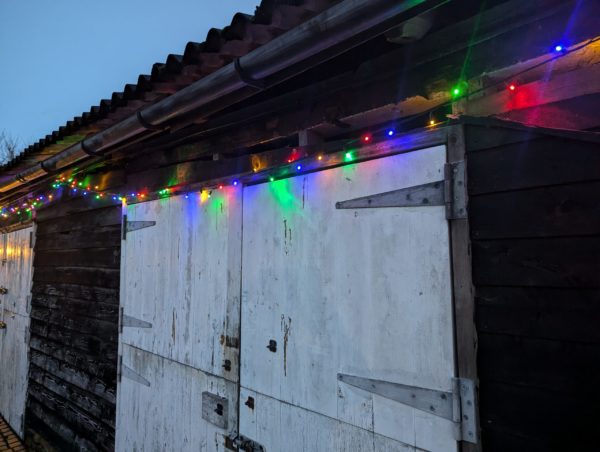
[116,190,242,451]
[239,145,458,452]
[0,226,34,437]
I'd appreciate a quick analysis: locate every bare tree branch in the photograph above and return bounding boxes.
[0,131,21,165]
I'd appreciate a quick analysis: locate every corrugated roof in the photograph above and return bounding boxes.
[4,0,337,171]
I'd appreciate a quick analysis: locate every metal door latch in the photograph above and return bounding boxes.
[228,434,265,452]
[0,321,6,329]
[0,286,8,294]
[202,392,229,429]
[338,373,478,444]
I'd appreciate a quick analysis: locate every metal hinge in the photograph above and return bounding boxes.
[338,374,478,444]
[119,307,153,333]
[117,355,151,387]
[444,160,466,219]
[228,434,265,452]
[122,214,156,240]
[335,160,466,219]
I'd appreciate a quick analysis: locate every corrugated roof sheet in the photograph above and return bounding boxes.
[4,0,337,171]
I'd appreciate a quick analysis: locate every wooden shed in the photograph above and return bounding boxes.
[0,0,598,451]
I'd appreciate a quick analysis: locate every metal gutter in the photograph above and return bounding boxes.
[0,0,448,194]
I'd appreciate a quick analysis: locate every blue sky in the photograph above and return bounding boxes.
[0,0,260,149]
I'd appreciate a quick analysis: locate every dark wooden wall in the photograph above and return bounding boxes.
[25,204,121,451]
[466,125,600,451]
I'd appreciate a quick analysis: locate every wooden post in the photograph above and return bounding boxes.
[447,124,480,451]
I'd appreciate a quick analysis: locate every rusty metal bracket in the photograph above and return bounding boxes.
[229,434,265,452]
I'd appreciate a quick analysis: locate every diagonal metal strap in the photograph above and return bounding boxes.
[335,180,444,209]
[122,215,156,240]
[338,373,454,420]
[126,220,156,233]
[121,363,151,387]
[122,314,152,329]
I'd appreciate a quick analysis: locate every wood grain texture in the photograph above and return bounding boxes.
[472,237,600,288]
[467,124,600,451]
[447,125,480,452]
[116,187,243,451]
[470,181,600,239]
[466,135,600,195]
[0,227,34,438]
[476,286,600,343]
[240,146,457,451]
[26,206,120,451]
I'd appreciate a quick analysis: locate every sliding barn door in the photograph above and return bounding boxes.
[0,227,34,437]
[116,191,242,451]
[238,145,459,452]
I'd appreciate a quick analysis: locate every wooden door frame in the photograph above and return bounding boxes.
[446,124,480,452]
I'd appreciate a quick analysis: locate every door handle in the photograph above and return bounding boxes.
[0,286,7,294]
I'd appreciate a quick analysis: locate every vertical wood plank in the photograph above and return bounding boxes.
[0,226,34,438]
[447,125,480,451]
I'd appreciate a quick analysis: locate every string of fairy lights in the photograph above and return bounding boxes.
[0,40,589,221]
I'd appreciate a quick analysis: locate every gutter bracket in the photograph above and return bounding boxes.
[80,139,102,157]
[136,110,165,131]
[234,58,266,90]
[39,161,55,173]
